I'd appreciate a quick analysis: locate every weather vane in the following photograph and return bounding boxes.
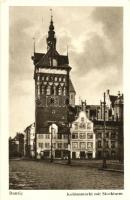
[50,8,53,20]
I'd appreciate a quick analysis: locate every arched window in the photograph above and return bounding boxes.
[41,85,45,94]
[51,85,54,95]
[58,86,62,95]
[63,87,66,96]
[46,85,51,95]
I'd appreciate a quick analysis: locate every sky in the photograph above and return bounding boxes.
[9,6,123,137]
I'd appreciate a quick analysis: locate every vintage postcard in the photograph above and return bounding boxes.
[0,0,130,200]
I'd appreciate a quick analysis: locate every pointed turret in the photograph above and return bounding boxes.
[46,9,56,51]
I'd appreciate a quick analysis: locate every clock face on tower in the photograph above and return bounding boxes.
[48,40,53,47]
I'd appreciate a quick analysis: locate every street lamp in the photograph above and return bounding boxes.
[50,125,53,162]
[49,124,54,163]
[49,123,58,163]
[67,123,71,165]
[102,92,107,168]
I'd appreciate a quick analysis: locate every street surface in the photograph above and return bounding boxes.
[9,160,124,190]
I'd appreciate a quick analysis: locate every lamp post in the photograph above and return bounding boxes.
[67,123,71,165]
[50,125,53,162]
[102,92,107,168]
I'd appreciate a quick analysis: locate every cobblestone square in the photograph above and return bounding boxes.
[9,160,124,190]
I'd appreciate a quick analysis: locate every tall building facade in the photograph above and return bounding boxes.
[70,111,96,159]
[31,15,75,158]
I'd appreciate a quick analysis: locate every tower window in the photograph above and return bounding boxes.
[41,85,45,94]
[46,86,51,95]
[59,77,62,82]
[46,76,49,81]
[58,86,62,95]
[37,75,40,81]
[70,94,73,100]
[63,87,66,96]
[54,77,57,81]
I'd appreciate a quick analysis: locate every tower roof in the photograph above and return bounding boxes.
[69,79,76,94]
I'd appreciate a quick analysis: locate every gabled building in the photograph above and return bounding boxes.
[24,123,35,158]
[70,111,96,159]
[9,133,24,158]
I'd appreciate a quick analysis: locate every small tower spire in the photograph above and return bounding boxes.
[46,9,56,51]
[32,37,36,54]
[50,8,53,21]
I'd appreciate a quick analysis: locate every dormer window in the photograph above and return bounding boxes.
[53,59,57,66]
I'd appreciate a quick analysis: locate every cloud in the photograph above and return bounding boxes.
[92,7,123,64]
[70,34,114,75]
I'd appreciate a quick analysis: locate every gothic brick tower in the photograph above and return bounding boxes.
[32,14,72,138]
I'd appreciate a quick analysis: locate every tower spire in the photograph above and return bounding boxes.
[46,9,56,51]
[50,8,53,21]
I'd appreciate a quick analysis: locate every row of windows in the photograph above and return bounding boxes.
[73,122,92,130]
[97,150,117,158]
[37,85,66,96]
[38,134,68,140]
[39,141,116,149]
[37,75,66,82]
[72,133,93,140]
[97,141,116,148]
[97,132,117,139]
[38,142,68,149]
[72,142,93,149]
